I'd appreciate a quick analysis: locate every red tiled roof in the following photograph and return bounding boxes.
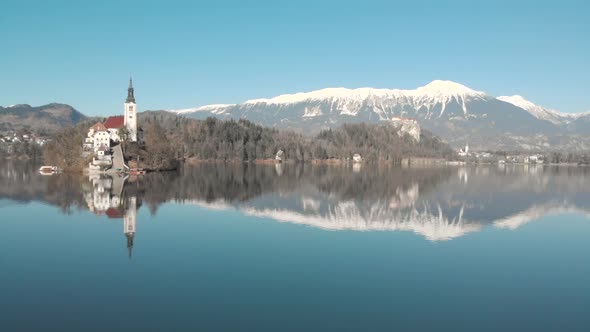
[98,144,108,152]
[104,116,125,129]
[90,122,108,132]
[105,207,124,219]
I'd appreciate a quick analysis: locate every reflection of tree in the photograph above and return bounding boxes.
[121,164,453,212]
[0,160,87,214]
[133,163,306,209]
[312,166,454,203]
[0,161,46,202]
[3,160,590,235]
[45,173,87,214]
[1,162,448,215]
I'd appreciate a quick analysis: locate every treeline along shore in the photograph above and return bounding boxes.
[41,111,454,171]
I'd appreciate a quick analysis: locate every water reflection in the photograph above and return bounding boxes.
[2,161,590,243]
[84,174,139,258]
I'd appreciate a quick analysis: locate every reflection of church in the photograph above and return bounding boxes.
[84,174,140,258]
[124,196,137,258]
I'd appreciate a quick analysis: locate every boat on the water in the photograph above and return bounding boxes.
[129,168,146,175]
[39,166,62,175]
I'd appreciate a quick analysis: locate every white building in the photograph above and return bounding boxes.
[526,154,544,164]
[84,77,142,153]
[124,77,138,142]
[458,144,470,157]
[85,122,111,152]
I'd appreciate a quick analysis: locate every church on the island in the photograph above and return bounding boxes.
[84,78,143,154]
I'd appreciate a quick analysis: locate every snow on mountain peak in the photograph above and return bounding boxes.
[498,95,543,112]
[171,104,234,115]
[497,95,569,124]
[244,87,391,105]
[413,80,486,98]
[166,80,587,128]
[243,80,488,106]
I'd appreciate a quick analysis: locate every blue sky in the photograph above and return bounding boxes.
[1,0,588,116]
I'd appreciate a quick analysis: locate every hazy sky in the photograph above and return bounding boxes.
[1,0,588,116]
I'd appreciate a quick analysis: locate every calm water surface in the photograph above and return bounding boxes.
[1,161,590,331]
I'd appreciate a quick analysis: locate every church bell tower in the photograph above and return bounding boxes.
[124,77,138,142]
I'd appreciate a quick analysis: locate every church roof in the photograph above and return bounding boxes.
[126,77,136,103]
[90,122,108,132]
[104,116,125,129]
[105,207,124,219]
[98,144,109,152]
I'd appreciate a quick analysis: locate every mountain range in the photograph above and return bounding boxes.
[3,80,588,151]
[0,103,86,134]
[168,80,590,151]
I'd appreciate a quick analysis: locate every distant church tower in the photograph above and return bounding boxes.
[124,77,138,142]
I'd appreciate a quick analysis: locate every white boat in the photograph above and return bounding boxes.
[39,166,62,174]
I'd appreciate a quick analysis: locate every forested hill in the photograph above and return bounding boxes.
[42,111,453,169]
[0,103,86,134]
[138,111,454,163]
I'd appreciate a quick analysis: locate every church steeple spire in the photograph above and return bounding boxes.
[126,76,135,103]
[126,232,134,259]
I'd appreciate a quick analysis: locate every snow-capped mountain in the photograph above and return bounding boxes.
[167,80,590,150]
[173,80,491,118]
[243,80,488,113]
[497,95,584,125]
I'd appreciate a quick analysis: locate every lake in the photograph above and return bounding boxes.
[1,161,590,331]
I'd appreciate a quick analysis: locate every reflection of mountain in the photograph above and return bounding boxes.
[494,202,590,230]
[241,203,482,241]
[2,160,590,241]
[177,164,590,241]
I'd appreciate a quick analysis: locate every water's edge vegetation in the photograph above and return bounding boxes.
[42,111,454,171]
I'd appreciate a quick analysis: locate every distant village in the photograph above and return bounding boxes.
[455,144,589,165]
[457,144,545,164]
[0,131,48,146]
[0,130,49,159]
[390,119,589,165]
